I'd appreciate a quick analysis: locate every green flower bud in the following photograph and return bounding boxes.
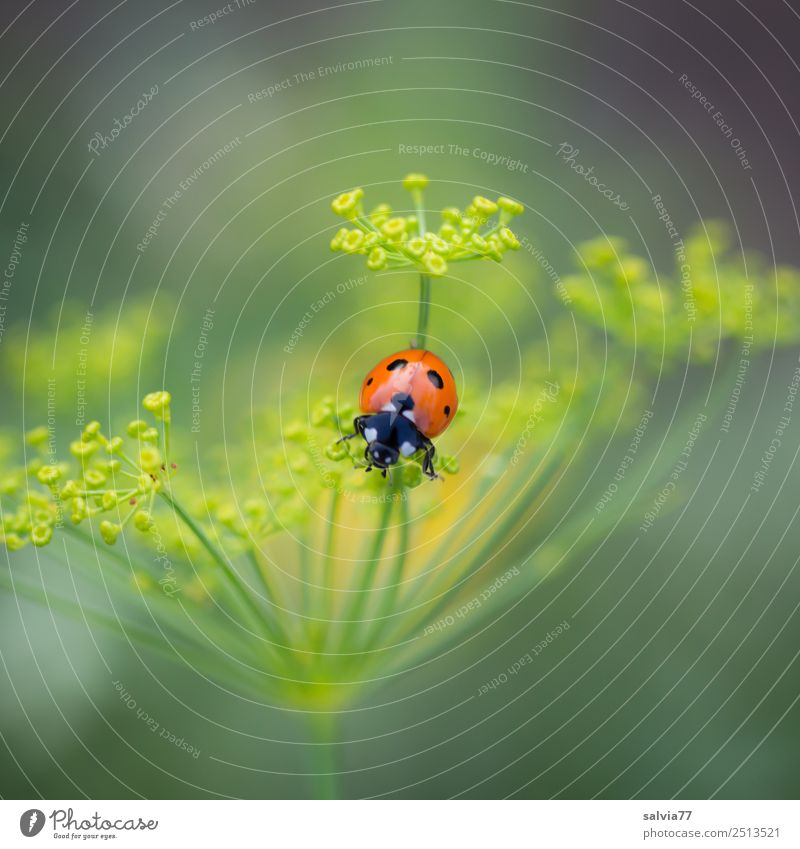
[25,426,49,446]
[401,463,423,488]
[83,468,107,488]
[616,257,649,286]
[337,402,355,421]
[381,217,407,240]
[1,532,25,551]
[28,491,51,509]
[403,173,428,191]
[98,458,121,475]
[134,510,154,532]
[427,234,450,256]
[469,233,488,254]
[283,421,309,442]
[472,196,498,218]
[499,227,521,249]
[83,421,102,439]
[32,508,54,525]
[138,446,162,473]
[423,252,447,276]
[329,226,348,251]
[137,474,154,492]
[341,229,365,253]
[331,188,363,218]
[101,491,117,510]
[106,436,124,454]
[70,439,98,459]
[71,497,87,523]
[36,465,63,485]
[60,480,80,499]
[127,420,148,437]
[485,236,504,262]
[100,520,120,545]
[30,524,53,547]
[310,401,335,427]
[439,454,460,474]
[142,391,171,421]
[325,440,349,461]
[406,237,427,258]
[0,473,22,495]
[441,207,461,224]
[140,427,160,442]
[369,203,392,226]
[498,196,524,217]
[367,246,388,271]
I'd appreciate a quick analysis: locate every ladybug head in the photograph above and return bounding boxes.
[365,441,399,470]
[388,392,414,412]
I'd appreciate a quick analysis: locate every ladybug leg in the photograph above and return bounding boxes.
[337,415,368,443]
[420,437,441,481]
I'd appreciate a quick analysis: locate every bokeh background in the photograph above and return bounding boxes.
[1,0,799,799]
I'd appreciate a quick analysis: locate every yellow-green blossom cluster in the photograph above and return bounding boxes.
[561,223,797,363]
[329,175,524,277]
[0,393,178,551]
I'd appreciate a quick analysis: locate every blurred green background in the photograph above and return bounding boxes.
[1,0,799,799]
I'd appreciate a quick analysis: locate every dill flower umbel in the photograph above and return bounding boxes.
[329,174,523,278]
[4,195,800,799]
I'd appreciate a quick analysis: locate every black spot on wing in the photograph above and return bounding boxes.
[387,358,408,371]
[444,405,451,416]
[366,377,373,385]
[427,369,444,389]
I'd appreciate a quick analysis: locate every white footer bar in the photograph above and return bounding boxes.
[2,800,796,848]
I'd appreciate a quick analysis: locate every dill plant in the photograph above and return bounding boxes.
[1,176,798,797]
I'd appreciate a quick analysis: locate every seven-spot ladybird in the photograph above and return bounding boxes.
[338,348,458,479]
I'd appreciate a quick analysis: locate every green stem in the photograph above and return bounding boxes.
[368,492,410,646]
[388,442,566,646]
[247,548,291,649]
[159,491,275,645]
[411,186,426,237]
[308,712,339,799]
[340,492,396,651]
[410,181,432,349]
[314,489,340,653]
[297,528,310,636]
[416,273,432,349]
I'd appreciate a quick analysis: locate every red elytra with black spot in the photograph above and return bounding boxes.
[359,348,458,438]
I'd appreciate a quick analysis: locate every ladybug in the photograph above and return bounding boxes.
[338,348,458,479]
